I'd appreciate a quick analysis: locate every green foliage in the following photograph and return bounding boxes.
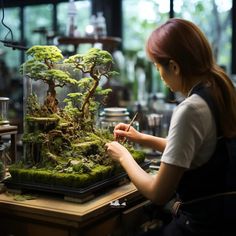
[64,48,117,119]
[66,48,112,66]
[20,60,48,80]
[22,46,115,120]
[41,69,79,86]
[26,45,64,63]
[25,94,39,115]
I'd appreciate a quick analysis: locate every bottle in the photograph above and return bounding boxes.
[67,0,77,37]
[96,12,107,37]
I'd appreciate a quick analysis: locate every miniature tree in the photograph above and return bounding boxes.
[64,48,118,119]
[20,46,118,167]
[21,45,79,114]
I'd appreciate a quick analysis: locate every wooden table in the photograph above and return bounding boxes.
[0,182,151,236]
[57,36,121,53]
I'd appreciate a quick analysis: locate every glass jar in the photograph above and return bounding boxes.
[0,97,10,126]
[98,107,139,132]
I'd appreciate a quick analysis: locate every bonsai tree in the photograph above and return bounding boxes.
[19,45,119,166]
[64,48,118,119]
[21,45,79,114]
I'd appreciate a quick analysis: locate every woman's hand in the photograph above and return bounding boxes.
[114,123,167,152]
[114,123,141,143]
[105,141,132,163]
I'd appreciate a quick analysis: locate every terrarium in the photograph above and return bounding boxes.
[6,46,145,199]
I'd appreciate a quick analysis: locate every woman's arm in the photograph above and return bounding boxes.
[105,141,185,205]
[138,133,167,153]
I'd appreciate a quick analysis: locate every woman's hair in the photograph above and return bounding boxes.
[146,18,236,138]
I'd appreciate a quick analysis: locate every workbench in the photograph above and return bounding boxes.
[0,181,152,236]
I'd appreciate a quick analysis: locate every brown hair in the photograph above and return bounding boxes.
[146,18,236,138]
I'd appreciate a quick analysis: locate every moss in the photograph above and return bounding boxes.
[14,194,37,201]
[131,149,146,163]
[9,164,114,188]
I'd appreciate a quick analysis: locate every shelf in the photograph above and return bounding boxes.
[57,36,121,53]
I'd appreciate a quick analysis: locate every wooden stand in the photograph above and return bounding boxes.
[0,125,18,162]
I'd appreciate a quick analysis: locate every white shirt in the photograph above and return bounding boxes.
[161,94,217,169]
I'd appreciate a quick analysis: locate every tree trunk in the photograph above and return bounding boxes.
[81,79,99,118]
[45,81,58,113]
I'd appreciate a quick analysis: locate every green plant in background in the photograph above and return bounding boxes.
[9,45,145,189]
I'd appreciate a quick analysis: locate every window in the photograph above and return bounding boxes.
[174,0,232,74]
[123,0,170,52]
[122,0,232,100]
[122,0,170,98]
[25,4,53,46]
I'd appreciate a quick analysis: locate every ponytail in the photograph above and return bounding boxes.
[209,65,236,138]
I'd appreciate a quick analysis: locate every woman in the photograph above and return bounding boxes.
[105,18,236,235]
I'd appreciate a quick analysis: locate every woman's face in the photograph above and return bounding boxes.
[154,61,182,92]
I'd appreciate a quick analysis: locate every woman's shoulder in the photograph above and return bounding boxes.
[175,94,211,117]
[171,93,215,136]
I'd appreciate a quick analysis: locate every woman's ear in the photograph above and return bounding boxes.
[169,60,180,75]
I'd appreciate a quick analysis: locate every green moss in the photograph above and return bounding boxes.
[131,149,146,163]
[14,194,37,201]
[9,164,114,188]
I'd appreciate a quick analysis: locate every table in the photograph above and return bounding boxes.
[57,36,121,53]
[0,182,152,236]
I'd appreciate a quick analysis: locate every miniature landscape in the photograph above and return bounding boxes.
[8,45,145,190]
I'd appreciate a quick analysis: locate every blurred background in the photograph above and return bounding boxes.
[0,0,235,136]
